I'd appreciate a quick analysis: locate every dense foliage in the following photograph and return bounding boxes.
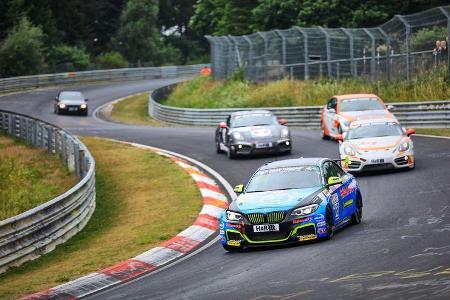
[0,0,447,77]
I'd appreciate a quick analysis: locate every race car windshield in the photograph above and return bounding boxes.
[347,124,403,139]
[231,114,278,128]
[246,166,322,193]
[60,92,84,101]
[340,98,385,112]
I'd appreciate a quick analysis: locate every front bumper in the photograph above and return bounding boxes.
[230,139,291,156]
[341,150,414,172]
[219,208,328,248]
[58,105,88,114]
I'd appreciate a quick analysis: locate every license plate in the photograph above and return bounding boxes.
[371,158,384,163]
[253,224,279,232]
[256,142,272,149]
[68,107,78,111]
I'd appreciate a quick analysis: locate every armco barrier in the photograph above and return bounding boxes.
[0,110,95,274]
[149,85,450,128]
[0,64,207,93]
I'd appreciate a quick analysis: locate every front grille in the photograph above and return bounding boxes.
[296,224,316,236]
[226,231,242,240]
[247,213,265,224]
[245,222,291,242]
[362,163,393,171]
[246,211,286,224]
[348,161,361,169]
[394,156,408,166]
[267,211,285,223]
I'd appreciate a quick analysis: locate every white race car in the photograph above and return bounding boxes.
[335,119,415,172]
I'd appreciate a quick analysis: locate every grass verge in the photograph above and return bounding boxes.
[0,134,77,221]
[164,66,449,108]
[415,128,450,137]
[0,137,202,300]
[110,92,167,126]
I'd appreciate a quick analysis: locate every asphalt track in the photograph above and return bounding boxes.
[1,79,450,300]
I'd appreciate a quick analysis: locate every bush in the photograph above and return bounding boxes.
[0,17,45,77]
[412,26,448,51]
[48,45,91,71]
[96,51,128,69]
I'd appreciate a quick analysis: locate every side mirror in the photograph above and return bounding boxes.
[219,122,228,129]
[328,108,336,114]
[335,134,343,142]
[386,104,395,111]
[234,184,244,193]
[406,128,416,136]
[327,176,342,186]
[278,118,288,125]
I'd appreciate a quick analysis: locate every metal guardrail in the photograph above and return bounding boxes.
[149,84,450,128]
[0,64,207,93]
[0,110,96,274]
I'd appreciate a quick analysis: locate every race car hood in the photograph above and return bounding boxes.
[349,136,403,151]
[230,187,322,213]
[230,125,284,140]
[339,110,394,122]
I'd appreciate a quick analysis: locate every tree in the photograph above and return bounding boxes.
[116,0,163,65]
[47,45,91,72]
[251,0,303,31]
[0,17,45,77]
[216,0,257,36]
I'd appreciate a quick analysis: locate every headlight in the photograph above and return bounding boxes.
[280,127,289,138]
[232,132,244,141]
[291,204,319,216]
[59,103,66,108]
[80,104,87,109]
[226,210,243,221]
[398,141,409,152]
[343,144,356,156]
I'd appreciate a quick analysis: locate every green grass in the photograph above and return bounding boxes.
[0,137,202,300]
[164,66,450,108]
[415,128,450,137]
[0,134,77,221]
[110,92,167,126]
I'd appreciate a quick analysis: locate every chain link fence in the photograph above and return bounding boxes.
[206,5,450,83]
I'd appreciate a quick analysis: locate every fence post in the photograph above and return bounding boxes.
[439,7,450,81]
[363,28,376,81]
[319,27,332,78]
[378,27,391,82]
[228,36,242,67]
[274,30,286,78]
[205,35,215,78]
[296,27,309,80]
[244,35,254,79]
[257,32,268,81]
[397,15,411,83]
[341,28,355,77]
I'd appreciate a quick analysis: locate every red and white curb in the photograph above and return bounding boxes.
[22,141,234,300]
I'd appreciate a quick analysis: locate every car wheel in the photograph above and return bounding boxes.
[352,195,363,225]
[227,148,236,159]
[222,244,242,252]
[55,107,60,115]
[215,140,223,154]
[324,207,334,240]
[84,109,88,116]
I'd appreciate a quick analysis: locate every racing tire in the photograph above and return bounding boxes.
[324,207,334,240]
[227,148,237,159]
[83,109,88,116]
[215,140,223,154]
[352,195,363,225]
[222,244,242,252]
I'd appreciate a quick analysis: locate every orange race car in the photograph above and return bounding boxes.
[320,94,397,140]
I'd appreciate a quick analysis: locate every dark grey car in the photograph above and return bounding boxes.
[54,91,88,116]
[215,110,292,159]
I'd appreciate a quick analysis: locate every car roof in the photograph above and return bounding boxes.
[333,94,379,101]
[231,110,273,117]
[259,158,327,170]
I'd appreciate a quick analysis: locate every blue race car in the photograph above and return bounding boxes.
[220,158,363,251]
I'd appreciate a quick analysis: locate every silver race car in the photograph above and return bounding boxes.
[335,119,415,172]
[215,110,291,159]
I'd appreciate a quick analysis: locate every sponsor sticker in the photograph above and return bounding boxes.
[299,234,317,241]
[293,217,312,224]
[228,223,242,230]
[314,214,324,221]
[219,222,225,229]
[227,240,241,246]
[343,199,353,208]
[219,230,225,235]
[331,194,340,220]
[317,227,327,234]
[339,186,353,198]
[316,221,326,227]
